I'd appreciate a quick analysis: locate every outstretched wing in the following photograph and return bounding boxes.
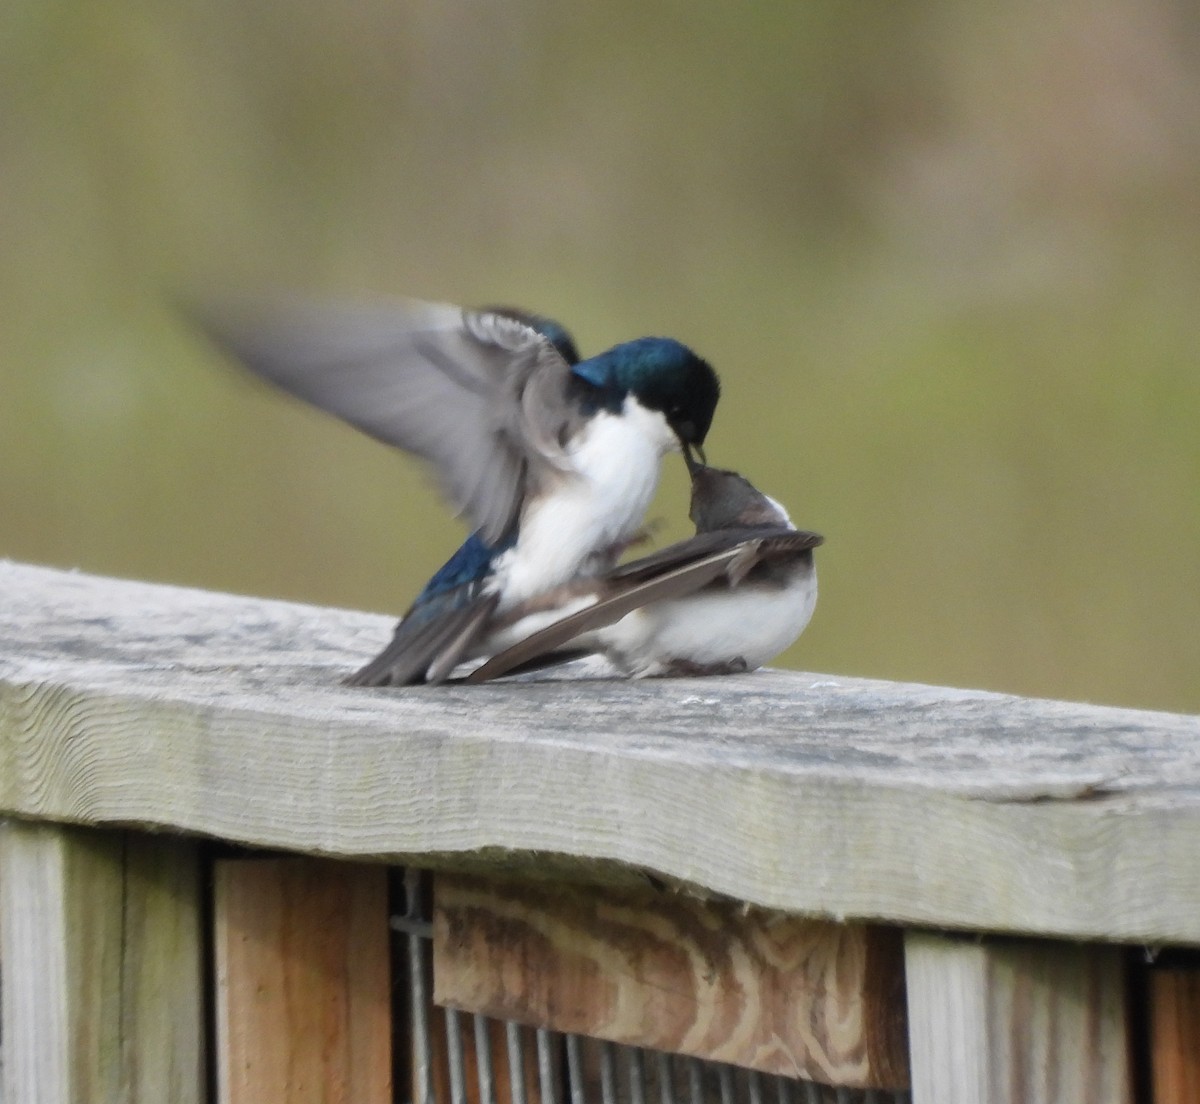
[191,295,578,545]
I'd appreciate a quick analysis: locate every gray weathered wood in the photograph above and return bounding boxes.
[2,560,1200,943]
[0,819,204,1104]
[904,931,1130,1103]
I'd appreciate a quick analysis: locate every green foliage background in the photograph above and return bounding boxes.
[4,1,1198,711]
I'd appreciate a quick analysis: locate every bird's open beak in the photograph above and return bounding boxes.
[684,443,706,475]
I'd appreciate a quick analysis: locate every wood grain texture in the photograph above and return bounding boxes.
[433,873,908,1090]
[2,561,1200,943]
[214,858,391,1104]
[1149,969,1200,1103]
[0,820,204,1104]
[904,930,1131,1104]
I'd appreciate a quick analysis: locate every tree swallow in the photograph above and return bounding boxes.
[193,296,721,685]
[465,463,822,681]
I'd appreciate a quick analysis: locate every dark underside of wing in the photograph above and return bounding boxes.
[465,528,822,683]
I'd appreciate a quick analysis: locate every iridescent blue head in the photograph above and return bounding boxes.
[572,337,720,460]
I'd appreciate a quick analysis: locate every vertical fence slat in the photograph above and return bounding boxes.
[1150,967,1200,1103]
[214,856,390,1104]
[904,930,1131,1104]
[0,821,204,1104]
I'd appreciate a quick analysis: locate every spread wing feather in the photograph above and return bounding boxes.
[192,295,576,544]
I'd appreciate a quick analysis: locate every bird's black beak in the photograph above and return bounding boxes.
[684,442,706,475]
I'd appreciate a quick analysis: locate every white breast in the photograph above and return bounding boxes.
[491,398,677,606]
[595,561,818,678]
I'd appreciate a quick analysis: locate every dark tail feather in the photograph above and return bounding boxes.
[460,648,593,683]
[346,594,498,687]
[424,596,501,684]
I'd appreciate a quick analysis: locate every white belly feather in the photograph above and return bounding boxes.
[491,399,676,607]
[594,562,818,677]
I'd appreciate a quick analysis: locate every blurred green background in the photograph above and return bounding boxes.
[3,1,1198,712]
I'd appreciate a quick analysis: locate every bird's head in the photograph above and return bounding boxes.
[572,337,720,461]
[688,465,793,532]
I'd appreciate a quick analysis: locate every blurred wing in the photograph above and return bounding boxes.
[191,295,576,544]
[466,546,750,683]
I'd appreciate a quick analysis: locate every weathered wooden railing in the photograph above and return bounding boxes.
[2,560,1199,1103]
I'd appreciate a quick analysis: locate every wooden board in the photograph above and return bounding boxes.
[3,561,1200,945]
[904,930,1130,1103]
[433,873,908,1090]
[214,857,391,1104]
[1149,968,1200,1103]
[0,821,204,1104]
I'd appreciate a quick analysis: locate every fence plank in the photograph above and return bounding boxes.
[1149,968,1200,1103]
[4,561,1200,947]
[0,820,204,1104]
[904,930,1130,1104]
[214,857,391,1104]
[433,873,908,1090]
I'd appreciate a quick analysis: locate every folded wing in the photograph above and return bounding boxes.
[466,528,822,683]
